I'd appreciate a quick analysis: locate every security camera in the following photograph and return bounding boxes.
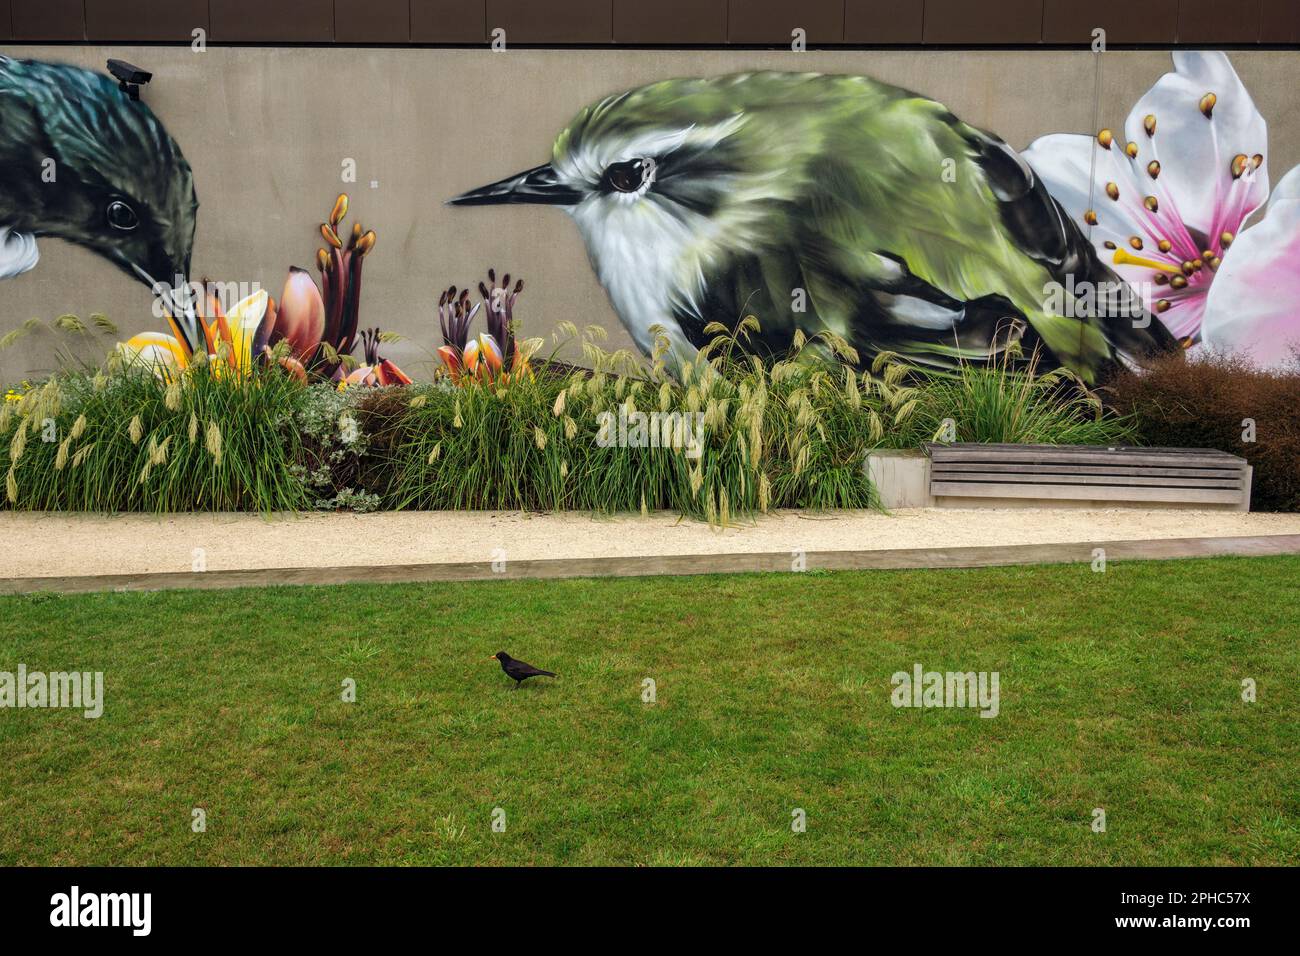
[106,59,152,100]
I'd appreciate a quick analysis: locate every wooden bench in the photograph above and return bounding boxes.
[925,443,1252,510]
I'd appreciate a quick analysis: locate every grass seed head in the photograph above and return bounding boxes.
[205,421,223,463]
[9,425,26,462]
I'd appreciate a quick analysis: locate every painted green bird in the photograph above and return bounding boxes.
[450,71,1178,382]
[0,55,203,351]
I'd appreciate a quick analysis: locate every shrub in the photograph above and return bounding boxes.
[1,319,1149,518]
[886,348,1135,447]
[292,383,385,510]
[0,363,311,512]
[1109,352,1300,512]
[383,322,887,519]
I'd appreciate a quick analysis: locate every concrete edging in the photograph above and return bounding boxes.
[2,534,1298,595]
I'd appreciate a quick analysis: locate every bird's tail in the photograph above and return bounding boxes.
[537,670,556,678]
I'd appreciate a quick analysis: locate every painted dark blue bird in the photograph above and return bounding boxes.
[0,55,202,350]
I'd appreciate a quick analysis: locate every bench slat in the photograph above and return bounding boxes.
[927,442,1241,457]
[927,443,1241,460]
[930,472,1242,489]
[931,481,1245,504]
[931,463,1245,479]
[928,447,1244,469]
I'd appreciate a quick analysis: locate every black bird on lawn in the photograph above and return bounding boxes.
[0,55,203,350]
[490,651,556,690]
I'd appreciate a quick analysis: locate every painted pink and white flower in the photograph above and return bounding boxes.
[1200,164,1300,368]
[1023,51,1299,369]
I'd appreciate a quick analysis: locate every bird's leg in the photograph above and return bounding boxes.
[512,681,520,691]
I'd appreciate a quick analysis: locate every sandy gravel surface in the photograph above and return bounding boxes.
[2,509,1299,579]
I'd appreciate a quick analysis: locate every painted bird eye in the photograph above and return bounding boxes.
[603,158,653,194]
[106,200,139,231]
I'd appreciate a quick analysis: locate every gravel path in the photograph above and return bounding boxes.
[3,508,1300,579]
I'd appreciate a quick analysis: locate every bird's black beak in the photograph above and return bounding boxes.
[128,258,204,356]
[447,164,581,207]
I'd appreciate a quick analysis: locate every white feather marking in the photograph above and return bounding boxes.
[0,227,39,279]
[874,293,964,330]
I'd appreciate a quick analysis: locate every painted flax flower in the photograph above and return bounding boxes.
[436,285,483,384]
[259,193,381,382]
[119,195,393,382]
[301,193,377,380]
[342,328,413,388]
[1024,52,1299,365]
[120,288,274,377]
[436,270,535,385]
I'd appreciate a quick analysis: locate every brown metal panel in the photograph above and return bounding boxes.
[1042,0,1179,44]
[411,0,488,42]
[11,0,85,41]
[728,0,844,44]
[843,0,924,43]
[335,0,411,42]
[84,0,209,42]
[614,0,726,43]
[209,0,335,42]
[485,0,613,44]
[0,1,12,42]
[1178,0,1262,44]
[923,0,1044,45]
[1260,0,1297,42]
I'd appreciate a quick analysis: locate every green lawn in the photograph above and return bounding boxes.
[1,556,1297,866]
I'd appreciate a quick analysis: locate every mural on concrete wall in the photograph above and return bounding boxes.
[1022,52,1298,372]
[0,54,203,353]
[120,194,411,386]
[0,54,412,385]
[0,49,1296,381]
[452,52,1299,376]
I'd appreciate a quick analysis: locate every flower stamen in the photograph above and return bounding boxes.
[1112,248,1181,274]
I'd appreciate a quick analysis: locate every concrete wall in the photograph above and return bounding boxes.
[1,46,1298,379]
